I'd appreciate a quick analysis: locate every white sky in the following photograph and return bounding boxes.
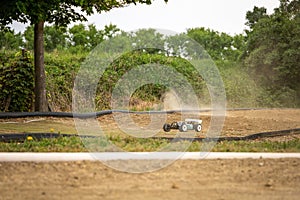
[11,0,280,35]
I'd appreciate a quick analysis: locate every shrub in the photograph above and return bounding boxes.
[0,50,34,111]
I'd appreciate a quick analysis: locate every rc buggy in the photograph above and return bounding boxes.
[163,119,202,132]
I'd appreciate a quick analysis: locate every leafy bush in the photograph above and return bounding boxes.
[217,60,261,108]
[44,50,87,111]
[95,51,206,110]
[0,50,34,111]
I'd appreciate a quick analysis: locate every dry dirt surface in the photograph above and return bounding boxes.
[0,159,300,200]
[0,109,300,200]
[96,109,300,138]
[0,109,299,138]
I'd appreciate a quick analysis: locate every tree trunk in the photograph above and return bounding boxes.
[34,21,48,112]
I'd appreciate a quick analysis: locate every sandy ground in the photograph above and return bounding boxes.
[96,109,300,137]
[0,109,300,199]
[1,109,299,137]
[0,159,300,200]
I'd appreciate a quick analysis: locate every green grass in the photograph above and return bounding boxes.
[0,119,76,134]
[211,139,300,152]
[0,137,85,152]
[0,136,299,152]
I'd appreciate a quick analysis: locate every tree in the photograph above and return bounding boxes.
[23,25,34,50]
[0,0,168,111]
[86,24,104,49]
[245,6,267,30]
[0,29,23,50]
[244,0,300,107]
[69,24,90,50]
[187,27,245,61]
[102,24,121,39]
[44,25,68,51]
[132,28,165,53]
[68,23,115,51]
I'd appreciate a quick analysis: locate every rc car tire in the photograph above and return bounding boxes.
[195,124,202,132]
[179,124,188,132]
[163,124,171,132]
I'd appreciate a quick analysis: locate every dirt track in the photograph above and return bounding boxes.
[1,109,299,137]
[1,159,300,200]
[96,109,300,138]
[0,109,300,199]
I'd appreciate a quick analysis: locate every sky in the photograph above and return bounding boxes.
[11,0,280,35]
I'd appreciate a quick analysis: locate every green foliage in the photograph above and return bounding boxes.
[68,23,120,52]
[21,23,121,53]
[96,51,205,110]
[69,24,93,50]
[211,138,300,152]
[0,30,23,50]
[23,25,34,50]
[244,0,300,107]
[245,6,267,30]
[0,136,86,152]
[0,0,168,112]
[0,0,168,29]
[187,27,246,61]
[44,50,87,111]
[0,0,299,110]
[44,25,68,51]
[3,24,292,110]
[217,61,260,108]
[0,50,34,111]
[0,135,299,152]
[133,28,165,52]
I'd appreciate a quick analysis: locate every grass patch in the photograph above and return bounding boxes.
[211,139,300,152]
[0,136,299,152]
[0,136,85,152]
[0,119,76,134]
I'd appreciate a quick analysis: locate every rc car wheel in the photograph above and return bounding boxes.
[179,124,188,132]
[163,124,171,132]
[194,124,202,132]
